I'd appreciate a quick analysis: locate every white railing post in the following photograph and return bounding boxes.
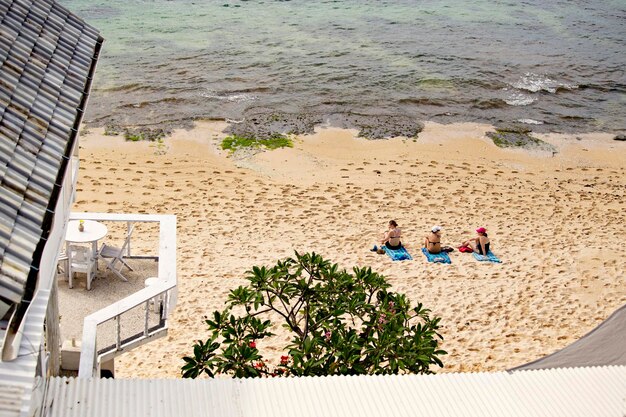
[78,317,98,378]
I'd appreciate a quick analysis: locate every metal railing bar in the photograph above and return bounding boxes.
[97,320,168,356]
[98,327,168,363]
[126,220,132,257]
[125,255,159,261]
[144,300,150,336]
[92,288,172,326]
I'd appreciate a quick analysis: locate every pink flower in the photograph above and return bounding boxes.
[249,341,256,349]
[324,331,331,341]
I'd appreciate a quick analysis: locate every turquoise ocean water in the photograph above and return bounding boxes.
[61,0,625,134]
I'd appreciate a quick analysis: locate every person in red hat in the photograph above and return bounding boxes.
[460,227,491,255]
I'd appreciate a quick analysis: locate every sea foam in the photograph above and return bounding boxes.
[201,91,258,103]
[517,119,543,125]
[504,92,536,106]
[512,73,577,94]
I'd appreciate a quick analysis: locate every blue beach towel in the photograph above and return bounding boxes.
[472,250,502,263]
[382,245,413,261]
[421,248,451,264]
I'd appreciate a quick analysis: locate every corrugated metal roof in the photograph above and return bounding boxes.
[0,382,23,414]
[0,0,102,340]
[45,366,626,417]
[511,303,626,371]
[0,287,50,417]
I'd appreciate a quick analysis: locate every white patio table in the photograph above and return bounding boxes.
[65,220,108,276]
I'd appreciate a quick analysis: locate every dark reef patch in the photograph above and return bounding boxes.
[224,111,424,140]
[326,114,424,139]
[224,112,323,140]
[487,124,555,152]
[103,124,171,142]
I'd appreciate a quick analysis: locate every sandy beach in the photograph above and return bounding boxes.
[73,121,626,378]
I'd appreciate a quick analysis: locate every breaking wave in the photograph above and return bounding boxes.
[511,73,578,94]
[200,91,259,103]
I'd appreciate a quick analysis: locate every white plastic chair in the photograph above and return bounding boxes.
[98,224,136,282]
[68,245,96,290]
[57,251,69,280]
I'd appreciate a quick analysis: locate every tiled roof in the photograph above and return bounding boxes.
[0,0,101,309]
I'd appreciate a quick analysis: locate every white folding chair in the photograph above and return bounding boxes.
[68,245,96,290]
[57,251,69,280]
[98,224,136,282]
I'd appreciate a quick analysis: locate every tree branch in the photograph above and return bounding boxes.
[266,289,303,337]
[303,301,310,340]
[248,308,272,318]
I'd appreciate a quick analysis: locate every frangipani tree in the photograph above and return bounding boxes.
[182,252,446,378]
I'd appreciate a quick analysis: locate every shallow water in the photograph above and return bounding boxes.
[62,0,626,134]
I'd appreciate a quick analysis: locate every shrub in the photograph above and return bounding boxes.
[182,252,446,378]
[220,134,293,153]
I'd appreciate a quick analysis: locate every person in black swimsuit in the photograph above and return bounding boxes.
[381,220,402,249]
[424,225,442,254]
[476,239,490,255]
[461,227,490,255]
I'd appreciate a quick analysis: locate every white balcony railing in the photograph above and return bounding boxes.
[70,212,177,378]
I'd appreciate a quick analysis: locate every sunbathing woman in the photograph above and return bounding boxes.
[381,220,402,249]
[461,227,491,255]
[424,225,442,254]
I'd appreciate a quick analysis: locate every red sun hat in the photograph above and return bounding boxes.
[476,227,487,234]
